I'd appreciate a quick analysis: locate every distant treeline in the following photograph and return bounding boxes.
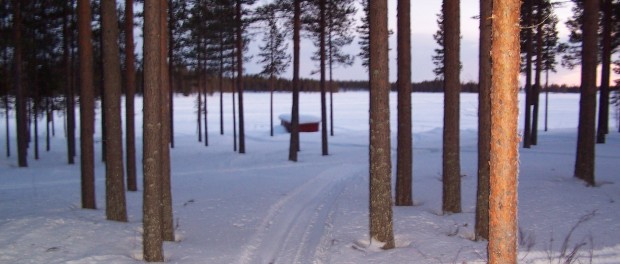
[171,73,583,94]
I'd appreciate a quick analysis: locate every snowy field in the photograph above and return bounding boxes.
[1,92,619,264]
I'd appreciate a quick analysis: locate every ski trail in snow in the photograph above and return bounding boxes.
[236,163,361,264]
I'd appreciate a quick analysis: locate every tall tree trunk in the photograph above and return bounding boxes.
[236,0,246,154]
[160,0,174,242]
[168,0,175,148]
[101,0,127,222]
[395,0,412,207]
[13,0,28,167]
[197,53,203,143]
[319,0,328,156]
[203,70,208,146]
[125,0,137,192]
[143,0,164,261]
[5,87,10,157]
[219,37,225,136]
[442,0,461,214]
[64,1,76,164]
[368,0,395,249]
[78,0,96,209]
[270,74,274,137]
[574,0,598,186]
[46,98,50,152]
[544,69,549,131]
[232,59,238,151]
[33,103,39,160]
[476,0,492,241]
[531,2,543,146]
[489,1,520,262]
[523,0,533,149]
[288,0,301,161]
[596,0,612,144]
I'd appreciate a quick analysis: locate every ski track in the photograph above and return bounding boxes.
[236,163,361,264]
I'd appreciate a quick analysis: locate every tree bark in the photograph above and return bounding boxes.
[523,0,533,149]
[574,0,598,186]
[160,0,174,242]
[78,0,96,209]
[596,0,612,144]
[319,0,329,156]
[236,0,246,154]
[64,1,76,164]
[288,0,301,162]
[368,0,395,249]
[125,0,137,192]
[488,0,520,262]
[395,0,412,206]
[442,0,461,214]
[476,0,492,241]
[13,0,28,168]
[531,2,543,146]
[143,0,164,261]
[101,0,127,222]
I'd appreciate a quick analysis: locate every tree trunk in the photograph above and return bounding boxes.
[270,74,274,137]
[13,0,28,167]
[395,0,412,207]
[596,0,612,144]
[523,0,533,149]
[368,0,395,249]
[488,0,520,262]
[442,0,461,214]
[288,0,301,162]
[168,0,175,148]
[476,0,492,241]
[319,0,328,156]
[160,0,174,242]
[125,0,137,192]
[143,0,164,261]
[101,0,127,222]
[531,3,543,146]
[236,0,246,154]
[574,0,598,186]
[78,0,96,210]
[64,2,76,164]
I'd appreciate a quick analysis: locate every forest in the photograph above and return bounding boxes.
[1,0,619,263]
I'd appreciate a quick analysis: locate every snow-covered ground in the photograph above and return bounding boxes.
[0,92,619,264]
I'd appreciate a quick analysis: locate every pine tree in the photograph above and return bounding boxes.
[488,1,520,262]
[395,0,412,206]
[368,0,395,249]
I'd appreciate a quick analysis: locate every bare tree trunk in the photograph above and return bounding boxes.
[236,0,246,154]
[288,0,301,161]
[13,0,28,167]
[319,0,328,156]
[442,0,461,214]
[395,0,412,206]
[368,0,395,249]
[160,0,174,242]
[168,0,175,148]
[270,74,274,137]
[574,0,599,186]
[488,1,520,262]
[143,0,164,261]
[64,1,76,164]
[101,0,127,222]
[475,0,492,241]
[531,3,543,146]
[125,0,137,192]
[544,69,549,132]
[523,0,533,149]
[78,0,96,209]
[596,0,612,144]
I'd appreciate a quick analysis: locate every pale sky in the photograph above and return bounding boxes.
[244,0,618,86]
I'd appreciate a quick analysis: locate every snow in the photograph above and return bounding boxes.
[1,91,619,263]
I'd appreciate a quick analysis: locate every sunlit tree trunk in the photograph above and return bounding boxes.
[488,0,520,262]
[78,0,96,209]
[395,0,412,206]
[143,0,164,261]
[476,0,492,241]
[574,0,598,186]
[101,0,127,222]
[368,0,395,249]
[442,0,461,214]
